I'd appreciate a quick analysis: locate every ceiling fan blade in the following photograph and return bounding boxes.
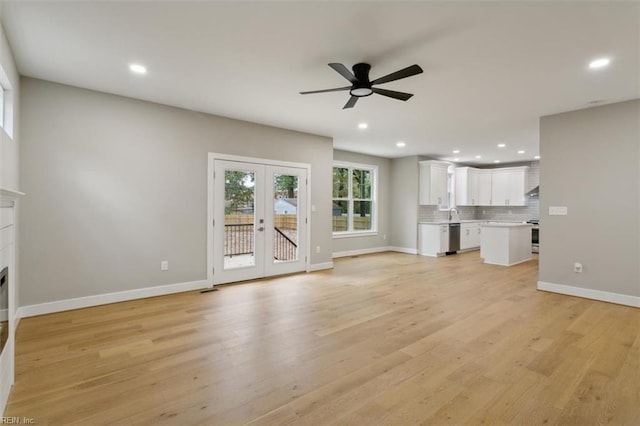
[372,88,414,101]
[371,64,423,85]
[300,86,351,95]
[343,96,358,109]
[328,63,357,83]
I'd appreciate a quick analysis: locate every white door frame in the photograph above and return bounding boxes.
[207,153,311,284]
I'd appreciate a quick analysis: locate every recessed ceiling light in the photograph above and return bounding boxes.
[517,150,525,154]
[453,149,460,154]
[453,158,460,162]
[588,57,611,69]
[475,155,482,159]
[129,63,147,75]
[396,141,406,148]
[358,122,368,129]
[494,160,500,163]
[497,143,506,148]
[534,155,540,160]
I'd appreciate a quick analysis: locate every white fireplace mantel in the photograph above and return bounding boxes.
[0,188,25,201]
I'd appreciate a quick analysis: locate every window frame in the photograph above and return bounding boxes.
[0,64,14,138]
[0,82,4,130]
[332,161,378,238]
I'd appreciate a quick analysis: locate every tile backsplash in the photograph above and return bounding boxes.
[419,205,476,222]
[476,197,538,222]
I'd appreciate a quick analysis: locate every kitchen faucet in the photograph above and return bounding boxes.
[448,207,459,222]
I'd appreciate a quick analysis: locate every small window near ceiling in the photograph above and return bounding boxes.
[332,162,377,236]
[0,83,4,129]
[0,64,13,137]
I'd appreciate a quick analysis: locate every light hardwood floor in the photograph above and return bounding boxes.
[6,252,640,425]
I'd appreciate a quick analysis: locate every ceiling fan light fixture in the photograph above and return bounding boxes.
[350,87,373,97]
[300,62,423,109]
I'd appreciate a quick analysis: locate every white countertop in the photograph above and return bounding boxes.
[419,220,530,225]
[419,220,482,225]
[481,222,532,228]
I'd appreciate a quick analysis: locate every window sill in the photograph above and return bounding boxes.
[333,231,378,239]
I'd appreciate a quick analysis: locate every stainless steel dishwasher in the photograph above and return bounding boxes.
[448,223,460,253]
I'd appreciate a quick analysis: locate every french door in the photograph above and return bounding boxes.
[211,159,308,284]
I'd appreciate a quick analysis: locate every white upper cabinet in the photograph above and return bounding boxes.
[490,169,510,206]
[458,166,528,206]
[489,166,529,206]
[455,167,479,206]
[419,161,449,207]
[507,168,528,206]
[478,170,493,206]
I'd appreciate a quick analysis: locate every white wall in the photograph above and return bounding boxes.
[19,78,333,306]
[539,99,640,305]
[332,149,391,256]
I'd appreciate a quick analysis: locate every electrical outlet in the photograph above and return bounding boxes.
[574,262,582,273]
[383,234,387,240]
[161,260,169,271]
[550,206,568,216]
[315,246,320,254]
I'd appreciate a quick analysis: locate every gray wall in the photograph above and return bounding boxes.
[332,149,391,254]
[389,156,419,251]
[19,78,333,306]
[539,99,640,298]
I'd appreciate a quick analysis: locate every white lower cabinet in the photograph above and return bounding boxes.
[460,222,481,250]
[419,224,449,257]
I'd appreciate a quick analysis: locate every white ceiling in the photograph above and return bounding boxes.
[2,1,639,163]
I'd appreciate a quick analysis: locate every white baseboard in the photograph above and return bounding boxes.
[332,246,392,258]
[485,257,533,267]
[18,279,210,318]
[537,281,640,308]
[307,262,334,272]
[388,246,418,255]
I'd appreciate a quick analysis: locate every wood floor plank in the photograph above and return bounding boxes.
[5,251,640,424]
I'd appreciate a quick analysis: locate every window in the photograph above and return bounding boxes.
[0,84,4,129]
[332,162,377,236]
[0,64,13,137]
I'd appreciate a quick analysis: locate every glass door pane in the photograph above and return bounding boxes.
[223,169,256,270]
[272,173,299,263]
[212,160,305,285]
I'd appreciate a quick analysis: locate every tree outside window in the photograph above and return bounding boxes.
[332,163,376,234]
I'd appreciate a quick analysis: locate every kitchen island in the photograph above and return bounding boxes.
[480,222,532,266]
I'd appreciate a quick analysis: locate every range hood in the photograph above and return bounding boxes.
[526,186,539,197]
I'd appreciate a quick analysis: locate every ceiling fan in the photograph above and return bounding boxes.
[300,62,423,109]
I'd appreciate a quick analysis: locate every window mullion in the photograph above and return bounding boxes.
[348,168,354,232]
